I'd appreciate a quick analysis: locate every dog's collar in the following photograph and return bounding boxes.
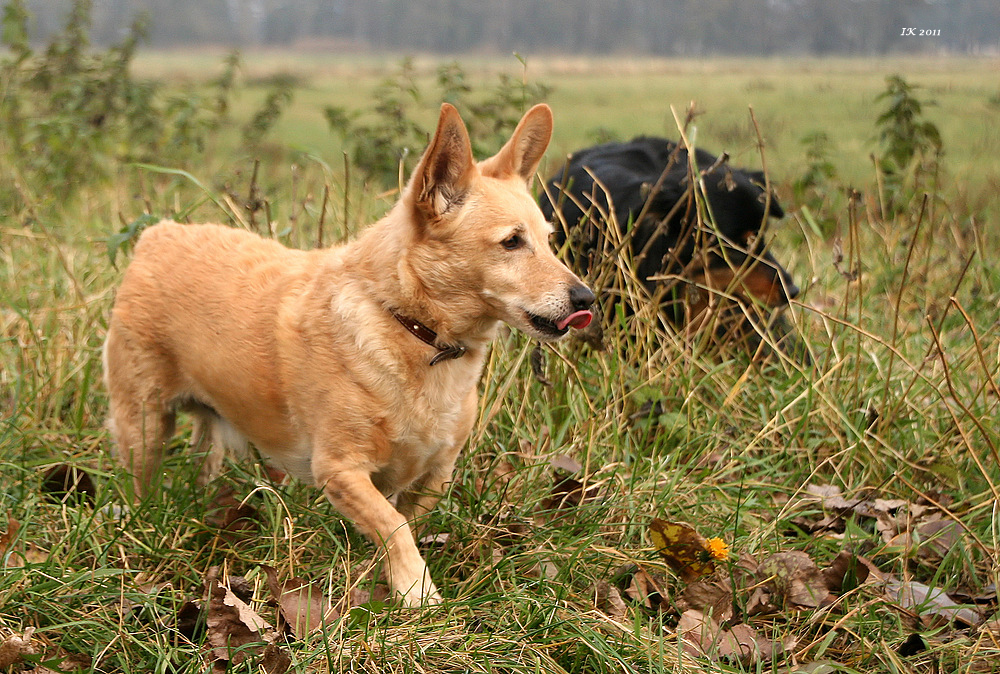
[391,311,467,366]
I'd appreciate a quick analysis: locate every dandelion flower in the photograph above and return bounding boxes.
[705,537,729,561]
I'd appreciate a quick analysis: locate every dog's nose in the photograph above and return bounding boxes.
[570,284,596,310]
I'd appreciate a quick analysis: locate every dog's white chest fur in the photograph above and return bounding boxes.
[356,350,481,496]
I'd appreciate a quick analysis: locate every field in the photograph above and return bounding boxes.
[2,51,1000,673]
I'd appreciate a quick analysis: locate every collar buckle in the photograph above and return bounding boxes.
[391,311,468,366]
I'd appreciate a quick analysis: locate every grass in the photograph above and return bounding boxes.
[2,53,1000,672]
[127,52,1000,211]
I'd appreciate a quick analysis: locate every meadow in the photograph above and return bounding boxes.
[2,49,1000,673]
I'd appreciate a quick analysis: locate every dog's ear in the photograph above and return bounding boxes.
[409,103,476,221]
[479,104,553,184]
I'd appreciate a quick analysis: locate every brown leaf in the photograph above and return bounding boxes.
[348,583,391,609]
[524,556,560,581]
[418,532,450,546]
[205,486,263,542]
[774,662,841,674]
[949,584,997,606]
[542,474,598,511]
[549,454,583,473]
[897,632,926,656]
[0,628,36,668]
[593,580,628,620]
[680,555,768,620]
[0,517,19,557]
[206,572,279,667]
[888,519,963,564]
[884,578,981,628]
[759,551,833,609]
[821,550,871,594]
[260,642,291,674]
[805,483,858,511]
[789,513,845,535]
[744,586,776,617]
[4,541,48,567]
[805,484,844,501]
[677,610,789,665]
[21,650,92,673]
[804,484,908,520]
[176,600,204,640]
[682,577,736,622]
[979,616,1000,638]
[264,567,339,638]
[875,511,899,543]
[622,567,670,611]
[649,520,716,581]
[228,575,255,603]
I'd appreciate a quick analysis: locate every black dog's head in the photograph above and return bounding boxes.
[541,136,800,352]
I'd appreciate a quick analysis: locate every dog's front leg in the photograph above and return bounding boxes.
[317,466,441,608]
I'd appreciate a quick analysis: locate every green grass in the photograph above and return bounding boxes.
[129,52,1000,214]
[2,53,999,672]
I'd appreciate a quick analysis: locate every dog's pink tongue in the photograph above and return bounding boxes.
[557,310,593,331]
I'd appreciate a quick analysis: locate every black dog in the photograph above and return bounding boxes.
[540,136,801,354]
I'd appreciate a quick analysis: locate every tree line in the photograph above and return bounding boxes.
[19,0,1000,56]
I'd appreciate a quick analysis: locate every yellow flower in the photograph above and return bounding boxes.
[705,537,730,561]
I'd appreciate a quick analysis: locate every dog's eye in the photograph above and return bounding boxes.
[501,234,523,250]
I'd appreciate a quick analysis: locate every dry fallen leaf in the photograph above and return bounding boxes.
[887,518,963,564]
[549,454,583,474]
[264,566,339,638]
[677,609,790,665]
[679,554,767,620]
[759,551,832,609]
[542,474,599,511]
[618,566,670,611]
[821,550,872,594]
[176,600,204,640]
[682,576,737,622]
[0,628,36,668]
[0,517,42,568]
[884,578,981,628]
[260,642,292,674]
[348,583,392,610]
[205,570,289,672]
[798,484,964,568]
[650,520,717,581]
[593,580,628,620]
[979,616,1000,639]
[0,517,19,558]
[897,632,926,656]
[775,662,841,674]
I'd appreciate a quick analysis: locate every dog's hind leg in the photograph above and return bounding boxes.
[189,413,220,488]
[190,410,250,487]
[103,326,177,498]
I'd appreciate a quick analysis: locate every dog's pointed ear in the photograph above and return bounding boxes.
[479,104,553,184]
[408,103,476,221]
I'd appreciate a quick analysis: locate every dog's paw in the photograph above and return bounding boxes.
[397,576,442,609]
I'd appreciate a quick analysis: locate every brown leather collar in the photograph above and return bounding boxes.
[391,311,467,366]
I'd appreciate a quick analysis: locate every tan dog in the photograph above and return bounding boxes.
[103,103,595,607]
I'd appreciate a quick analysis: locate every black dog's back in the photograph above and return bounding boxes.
[540,136,803,357]
[541,136,794,302]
